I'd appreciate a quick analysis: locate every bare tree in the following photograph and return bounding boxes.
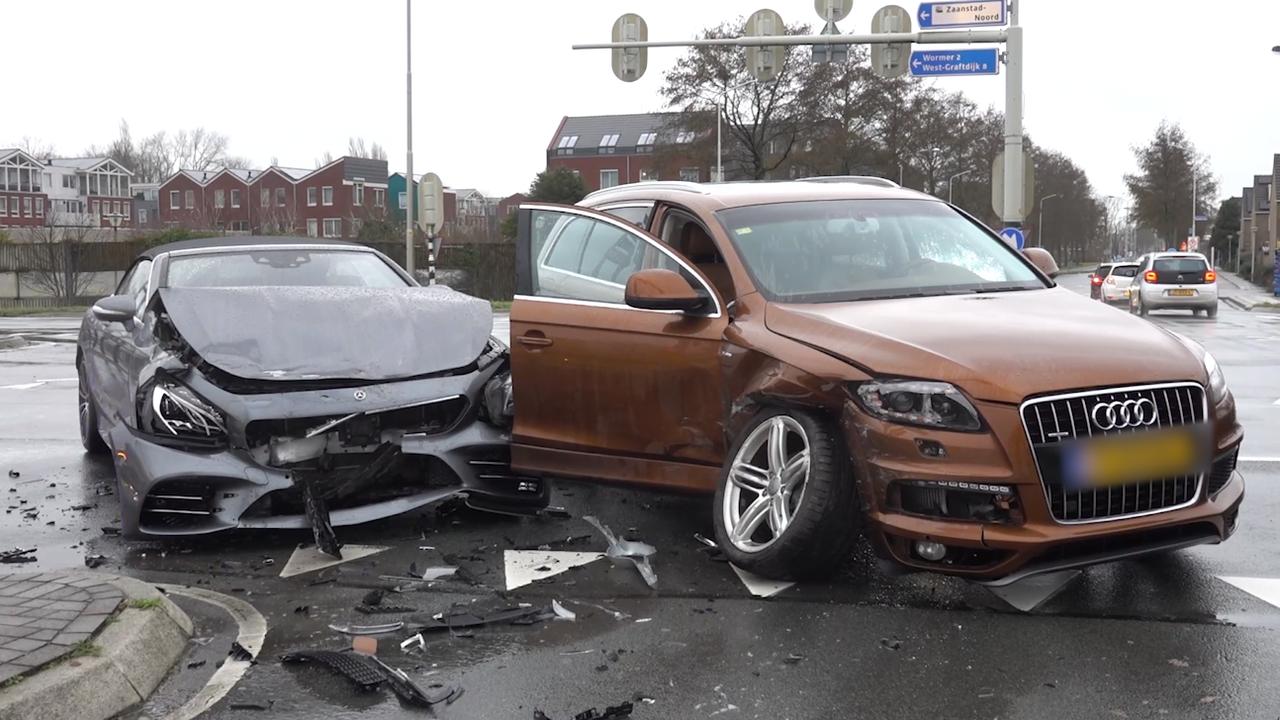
[17,137,57,160]
[315,151,334,168]
[20,209,98,302]
[347,137,387,160]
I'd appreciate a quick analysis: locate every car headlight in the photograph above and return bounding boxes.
[140,380,226,439]
[854,380,983,431]
[1203,350,1227,402]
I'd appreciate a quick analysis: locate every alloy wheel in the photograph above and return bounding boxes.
[722,415,811,553]
[77,363,91,443]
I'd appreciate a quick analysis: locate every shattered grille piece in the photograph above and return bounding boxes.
[280,650,385,689]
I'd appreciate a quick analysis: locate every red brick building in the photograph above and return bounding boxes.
[0,149,49,229]
[158,157,388,239]
[545,113,713,193]
[1,150,137,231]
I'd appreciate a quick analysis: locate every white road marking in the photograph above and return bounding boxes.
[1218,577,1280,611]
[157,584,268,720]
[0,377,76,390]
[1240,457,1280,463]
[983,570,1081,612]
[730,564,795,598]
[1272,398,1280,406]
[278,544,388,578]
[503,549,604,590]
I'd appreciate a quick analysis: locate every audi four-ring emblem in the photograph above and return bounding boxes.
[1090,398,1158,430]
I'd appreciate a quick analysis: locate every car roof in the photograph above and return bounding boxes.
[1150,252,1208,260]
[581,179,936,211]
[139,235,364,260]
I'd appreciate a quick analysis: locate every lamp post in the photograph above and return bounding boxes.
[103,212,125,243]
[694,79,764,183]
[947,169,972,205]
[1038,193,1061,252]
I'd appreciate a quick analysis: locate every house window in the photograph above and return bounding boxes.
[261,188,270,207]
[351,218,363,236]
[322,187,333,206]
[307,218,319,238]
[373,188,385,208]
[675,131,695,144]
[123,202,130,219]
[556,135,579,155]
[636,132,657,151]
[62,175,77,190]
[231,189,241,208]
[185,190,194,209]
[322,218,341,237]
[139,208,148,224]
[599,134,620,153]
[599,169,620,189]
[307,187,318,207]
[214,189,225,208]
[679,167,700,182]
[170,190,181,209]
[9,197,18,216]
[90,200,99,216]
[275,187,286,207]
[35,198,44,217]
[398,192,407,210]
[353,183,364,205]
[0,198,6,217]
[639,168,657,182]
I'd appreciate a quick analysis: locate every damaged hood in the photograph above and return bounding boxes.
[159,285,493,381]
[766,287,1204,404]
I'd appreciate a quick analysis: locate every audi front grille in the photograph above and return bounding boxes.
[1021,383,1206,523]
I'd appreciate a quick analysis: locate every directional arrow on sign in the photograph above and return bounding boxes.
[911,57,922,70]
[919,8,930,22]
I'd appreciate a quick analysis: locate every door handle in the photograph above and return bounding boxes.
[517,333,553,348]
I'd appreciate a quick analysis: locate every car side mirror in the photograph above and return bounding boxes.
[91,295,136,324]
[625,268,708,313]
[1023,247,1060,279]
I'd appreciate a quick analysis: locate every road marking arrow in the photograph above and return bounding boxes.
[1218,576,1280,610]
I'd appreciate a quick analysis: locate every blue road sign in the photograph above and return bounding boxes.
[1000,227,1025,250]
[918,1,1007,29]
[910,48,1000,76]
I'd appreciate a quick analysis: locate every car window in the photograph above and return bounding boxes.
[119,259,152,314]
[601,205,652,229]
[1094,264,1113,276]
[1110,265,1139,278]
[1153,257,1209,273]
[166,250,408,288]
[532,210,687,305]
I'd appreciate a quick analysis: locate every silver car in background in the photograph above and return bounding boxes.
[1099,262,1139,304]
[1130,252,1219,317]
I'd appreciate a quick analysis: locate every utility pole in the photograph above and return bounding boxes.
[404,0,415,275]
[1038,193,1060,251]
[1000,3,1024,233]
[948,169,972,205]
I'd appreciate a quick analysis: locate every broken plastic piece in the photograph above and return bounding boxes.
[551,600,576,621]
[407,604,548,632]
[351,636,377,656]
[419,566,458,581]
[229,640,256,662]
[584,516,658,589]
[281,650,384,689]
[400,633,426,652]
[0,548,36,564]
[328,621,405,636]
[84,554,108,569]
[355,604,417,615]
[693,533,718,548]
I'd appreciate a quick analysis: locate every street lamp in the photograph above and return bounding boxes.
[693,79,765,183]
[1038,193,1061,251]
[947,169,972,205]
[103,212,126,242]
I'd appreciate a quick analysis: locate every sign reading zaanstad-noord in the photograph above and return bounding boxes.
[917,1,1007,29]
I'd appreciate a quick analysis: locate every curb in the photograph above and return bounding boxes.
[0,573,192,720]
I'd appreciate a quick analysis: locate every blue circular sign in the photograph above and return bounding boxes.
[999,227,1025,250]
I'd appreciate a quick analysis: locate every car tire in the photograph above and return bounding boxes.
[77,357,109,455]
[1137,297,1149,317]
[1207,304,1218,318]
[712,407,858,581]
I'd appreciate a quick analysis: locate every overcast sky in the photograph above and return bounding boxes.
[3,0,1277,206]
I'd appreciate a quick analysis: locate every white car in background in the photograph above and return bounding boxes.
[1099,262,1139,304]
[1130,252,1219,317]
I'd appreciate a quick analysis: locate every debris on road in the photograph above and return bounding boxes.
[328,621,405,636]
[7,470,18,478]
[551,599,576,621]
[355,604,418,615]
[229,640,257,662]
[534,700,635,719]
[783,652,806,665]
[282,650,463,708]
[568,600,630,621]
[879,637,903,651]
[362,589,385,606]
[407,603,551,632]
[400,633,426,652]
[351,636,378,656]
[418,566,458,581]
[228,701,272,711]
[84,554,109,569]
[584,515,658,589]
[0,548,36,564]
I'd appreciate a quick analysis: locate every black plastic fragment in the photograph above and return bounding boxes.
[281,650,384,689]
[355,604,417,615]
[229,641,256,662]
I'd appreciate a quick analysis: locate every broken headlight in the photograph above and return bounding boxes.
[854,380,982,432]
[140,380,227,440]
[482,371,514,428]
[477,335,507,370]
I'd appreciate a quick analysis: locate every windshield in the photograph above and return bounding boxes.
[1154,257,1209,273]
[1110,265,1139,277]
[166,249,409,289]
[715,199,1046,303]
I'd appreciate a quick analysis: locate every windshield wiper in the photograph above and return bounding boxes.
[971,286,1038,294]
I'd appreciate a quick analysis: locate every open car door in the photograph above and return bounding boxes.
[509,203,729,492]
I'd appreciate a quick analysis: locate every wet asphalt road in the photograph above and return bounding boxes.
[3,276,1280,719]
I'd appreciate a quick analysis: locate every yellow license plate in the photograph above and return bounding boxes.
[1169,289,1195,297]
[1064,430,1198,489]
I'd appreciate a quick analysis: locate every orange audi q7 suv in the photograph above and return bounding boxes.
[508,179,1243,583]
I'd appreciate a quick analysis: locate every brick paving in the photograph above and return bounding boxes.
[0,573,122,684]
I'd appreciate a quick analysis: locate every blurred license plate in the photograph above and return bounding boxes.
[1169,289,1195,297]
[1062,429,1198,490]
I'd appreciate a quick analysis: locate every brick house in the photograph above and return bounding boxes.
[545,113,714,193]
[0,149,49,229]
[497,192,527,219]
[158,157,388,239]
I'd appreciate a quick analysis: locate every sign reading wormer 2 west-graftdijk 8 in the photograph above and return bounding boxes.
[909,48,1000,76]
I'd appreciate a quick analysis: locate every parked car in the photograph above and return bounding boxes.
[77,237,536,556]
[1129,252,1219,317]
[1099,262,1140,304]
[509,180,1243,583]
[1088,262,1115,300]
